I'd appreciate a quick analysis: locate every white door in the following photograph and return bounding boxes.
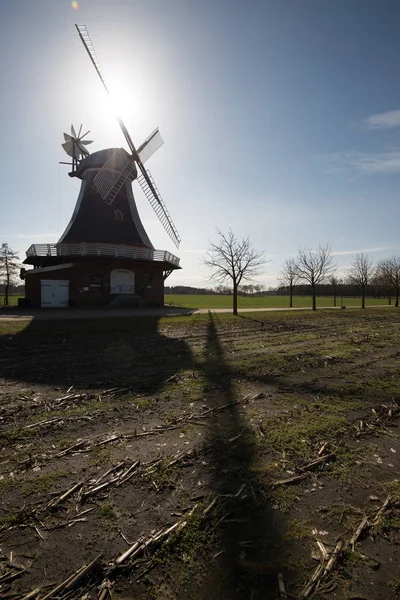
[41,280,69,308]
[110,269,135,294]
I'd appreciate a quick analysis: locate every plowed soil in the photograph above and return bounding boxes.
[0,309,399,600]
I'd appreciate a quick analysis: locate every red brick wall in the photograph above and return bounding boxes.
[25,258,167,307]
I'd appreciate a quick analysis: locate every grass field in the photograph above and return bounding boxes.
[0,309,399,599]
[165,293,390,309]
[0,294,391,311]
[0,294,20,307]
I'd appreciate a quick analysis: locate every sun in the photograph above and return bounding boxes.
[98,76,139,127]
[107,88,131,122]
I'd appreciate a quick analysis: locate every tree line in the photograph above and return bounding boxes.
[165,284,265,295]
[280,248,400,310]
[203,230,400,314]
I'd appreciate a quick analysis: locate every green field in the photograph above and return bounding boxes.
[0,294,393,311]
[0,295,20,307]
[165,293,391,309]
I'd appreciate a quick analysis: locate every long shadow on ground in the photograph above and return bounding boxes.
[0,317,193,392]
[198,312,288,599]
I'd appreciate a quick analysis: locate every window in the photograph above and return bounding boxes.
[90,275,102,287]
[114,209,124,221]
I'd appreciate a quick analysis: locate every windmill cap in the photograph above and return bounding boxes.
[74,148,136,180]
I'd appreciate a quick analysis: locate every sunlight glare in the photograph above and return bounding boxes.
[101,77,152,142]
[75,54,168,153]
[107,83,133,124]
[86,80,144,150]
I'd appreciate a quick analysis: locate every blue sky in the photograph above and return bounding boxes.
[1,0,400,288]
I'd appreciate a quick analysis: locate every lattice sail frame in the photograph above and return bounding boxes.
[93,150,135,205]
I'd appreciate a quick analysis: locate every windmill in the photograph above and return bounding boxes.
[73,24,181,249]
[22,24,181,309]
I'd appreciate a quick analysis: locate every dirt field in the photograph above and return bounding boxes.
[0,310,399,600]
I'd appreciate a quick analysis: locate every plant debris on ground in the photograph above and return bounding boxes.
[0,309,399,599]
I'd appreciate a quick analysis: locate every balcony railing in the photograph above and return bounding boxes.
[26,243,180,267]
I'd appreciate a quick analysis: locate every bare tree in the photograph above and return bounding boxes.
[0,243,20,306]
[389,257,400,307]
[295,244,336,311]
[377,257,400,307]
[376,259,393,305]
[279,258,299,308]
[329,275,340,307]
[347,253,375,309]
[204,229,267,315]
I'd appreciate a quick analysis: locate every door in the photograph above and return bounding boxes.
[110,269,135,294]
[41,280,69,308]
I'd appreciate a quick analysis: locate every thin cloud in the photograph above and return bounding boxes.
[319,151,400,174]
[363,109,400,130]
[333,247,393,256]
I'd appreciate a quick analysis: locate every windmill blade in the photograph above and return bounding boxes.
[93,149,135,204]
[76,25,110,93]
[62,124,93,164]
[76,140,90,157]
[137,128,164,164]
[62,141,82,160]
[73,145,84,160]
[62,141,75,158]
[76,24,138,157]
[137,166,181,248]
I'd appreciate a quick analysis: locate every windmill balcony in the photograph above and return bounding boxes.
[26,243,180,267]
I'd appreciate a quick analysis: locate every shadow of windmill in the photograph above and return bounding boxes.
[0,316,193,391]
[190,312,288,599]
[0,314,290,599]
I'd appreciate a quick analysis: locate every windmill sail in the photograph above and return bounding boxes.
[137,128,164,164]
[62,140,76,158]
[137,166,181,248]
[62,128,92,161]
[93,149,136,204]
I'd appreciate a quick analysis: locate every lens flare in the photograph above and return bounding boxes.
[72,1,79,9]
